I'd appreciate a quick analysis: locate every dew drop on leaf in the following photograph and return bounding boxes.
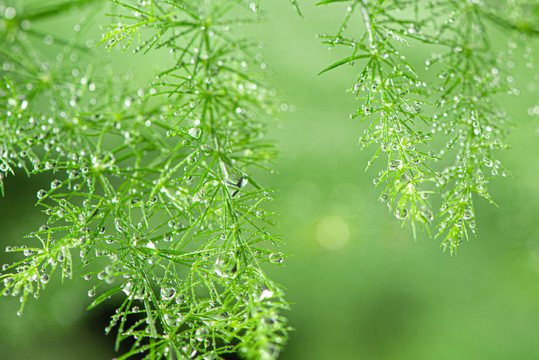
[37,189,47,199]
[269,253,283,264]
[188,127,201,139]
[389,160,402,170]
[259,288,274,301]
[161,287,176,301]
[50,179,62,189]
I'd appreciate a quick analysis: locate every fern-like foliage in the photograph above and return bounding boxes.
[316,0,538,253]
[1,0,288,359]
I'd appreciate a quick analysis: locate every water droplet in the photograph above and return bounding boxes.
[259,288,274,301]
[50,179,62,189]
[44,35,54,45]
[396,208,408,220]
[4,7,16,20]
[214,253,237,278]
[188,127,201,139]
[195,327,209,341]
[163,234,173,242]
[269,253,283,264]
[389,160,402,170]
[40,274,50,284]
[463,209,473,220]
[114,218,126,233]
[88,288,96,297]
[37,189,47,199]
[160,287,176,301]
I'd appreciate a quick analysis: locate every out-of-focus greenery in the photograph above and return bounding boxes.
[1,1,538,359]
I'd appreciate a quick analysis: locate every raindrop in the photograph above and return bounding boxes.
[114,218,126,233]
[195,327,209,341]
[4,7,16,19]
[161,287,176,301]
[50,179,62,189]
[214,253,237,278]
[44,35,54,45]
[37,189,47,199]
[163,234,173,242]
[188,127,201,139]
[259,288,274,301]
[269,253,283,264]
[122,281,133,296]
[3,277,14,287]
[389,160,402,170]
[396,208,408,220]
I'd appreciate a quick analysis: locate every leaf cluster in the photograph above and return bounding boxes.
[316,0,537,253]
[1,0,289,359]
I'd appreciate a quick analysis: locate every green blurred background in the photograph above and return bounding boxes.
[1,1,538,359]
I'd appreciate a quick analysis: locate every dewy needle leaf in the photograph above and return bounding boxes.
[0,0,536,359]
[1,0,288,359]
[316,0,537,254]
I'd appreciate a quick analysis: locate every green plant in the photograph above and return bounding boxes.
[0,0,536,359]
[315,0,537,253]
[1,0,288,359]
